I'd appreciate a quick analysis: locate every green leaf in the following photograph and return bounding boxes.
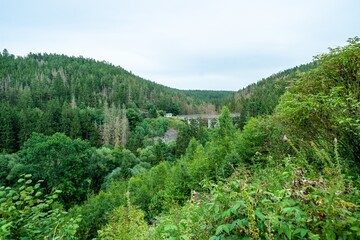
[215,205,220,214]
[232,219,246,229]
[255,208,265,221]
[7,206,16,212]
[350,226,360,231]
[281,224,292,239]
[222,209,231,218]
[216,224,232,235]
[24,195,33,201]
[224,224,233,234]
[25,179,33,185]
[216,225,224,235]
[231,200,245,214]
[164,224,178,231]
[35,191,42,197]
[0,221,12,233]
[308,232,320,240]
[278,225,283,235]
[294,228,309,237]
[17,178,25,183]
[282,207,295,215]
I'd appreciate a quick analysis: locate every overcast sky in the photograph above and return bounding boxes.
[1,0,359,90]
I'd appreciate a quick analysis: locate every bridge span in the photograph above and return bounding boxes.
[172,113,240,128]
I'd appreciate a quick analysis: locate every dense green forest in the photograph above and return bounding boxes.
[1,38,360,239]
[181,90,235,111]
[0,51,219,152]
[222,62,318,129]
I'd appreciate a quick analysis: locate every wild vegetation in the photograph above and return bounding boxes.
[0,37,359,239]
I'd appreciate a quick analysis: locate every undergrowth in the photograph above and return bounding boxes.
[150,149,360,239]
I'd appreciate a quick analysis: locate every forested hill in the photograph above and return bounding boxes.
[0,50,218,152]
[0,50,215,114]
[222,62,318,127]
[181,89,235,110]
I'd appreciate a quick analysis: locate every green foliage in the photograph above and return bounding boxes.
[109,147,140,180]
[0,174,80,239]
[186,144,211,190]
[205,107,239,179]
[127,117,170,153]
[175,117,209,157]
[14,133,94,207]
[126,125,146,152]
[18,107,43,146]
[128,162,171,220]
[87,147,117,193]
[182,89,235,111]
[275,37,360,166]
[0,103,19,153]
[150,197,214,239]
[71,180,127,240]
[0,154,19,186]
[236,116,284,164]
[0,52,214,114]
[147,104,158,118]
[215,106,236,139]
[152,156,360,239]
[97,193,149,240]
[168,103,181,116]
[126,107,142,131]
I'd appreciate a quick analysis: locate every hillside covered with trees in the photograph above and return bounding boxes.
[181,90,235,111]
[0,38,359,239]
[220,62,317,129]
[0,52,218,152]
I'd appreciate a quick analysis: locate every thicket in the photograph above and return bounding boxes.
[1,38,359,239]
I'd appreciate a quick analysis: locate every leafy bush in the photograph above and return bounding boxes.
[70,180,127,240]
[275,37,360,166]
[236,116,284,165]
[97,193,149,240]
[151,155,360,239]
[0,174,80,239]
[14,133,94,208]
